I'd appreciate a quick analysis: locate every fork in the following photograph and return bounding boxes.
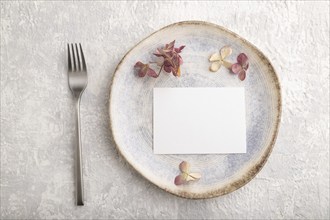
[67,43,87,206]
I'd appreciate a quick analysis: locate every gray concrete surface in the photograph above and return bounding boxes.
[1,1,329,219]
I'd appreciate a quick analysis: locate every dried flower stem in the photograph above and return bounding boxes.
[158,64,164,76]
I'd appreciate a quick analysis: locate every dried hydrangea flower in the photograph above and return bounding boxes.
[209,46,233,72]
[231,53,249,81]
[153,40,185,77]
[134,61,158,78]
[174,161,201,185]
[134,41,185,78]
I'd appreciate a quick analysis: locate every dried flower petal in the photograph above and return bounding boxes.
[163,62,172,73]
[146,69,158,78]
[175,45,185,53]
[134,62,148,77]
[179,161,190,173]
[222,60,233,69]
[210,62,222,72]
[238,70,246,81]
[177,67,181,77]
[231,63,243,74]
[179,56,183,65]
[220,46,232,59]
[166,40,175,51]
[174,174,187,185]
[186,172,202,181]
[155,57,164,66]
[134,62,158,78]
[237,53,249,67]
[209,53,221,62]
[153,50,164,57]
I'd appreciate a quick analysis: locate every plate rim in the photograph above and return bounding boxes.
[109,20,282,199]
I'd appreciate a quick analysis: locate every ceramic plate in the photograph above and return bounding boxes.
[109,21,281,199]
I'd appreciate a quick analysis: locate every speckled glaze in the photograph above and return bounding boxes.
[109,21,281,199]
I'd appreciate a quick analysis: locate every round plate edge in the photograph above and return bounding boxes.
[108,20,282,199]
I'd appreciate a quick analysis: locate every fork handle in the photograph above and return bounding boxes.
[75,97,84,206]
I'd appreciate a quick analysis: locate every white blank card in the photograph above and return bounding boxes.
[153,87,246,154]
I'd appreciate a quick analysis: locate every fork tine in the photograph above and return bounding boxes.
[71,43,77,71]
[75,43,81,71]
[67,44,72,71]
[79,43,87,71]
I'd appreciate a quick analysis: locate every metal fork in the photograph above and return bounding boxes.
[67,43,87,206]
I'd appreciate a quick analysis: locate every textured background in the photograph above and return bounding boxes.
[0,1,329,219]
